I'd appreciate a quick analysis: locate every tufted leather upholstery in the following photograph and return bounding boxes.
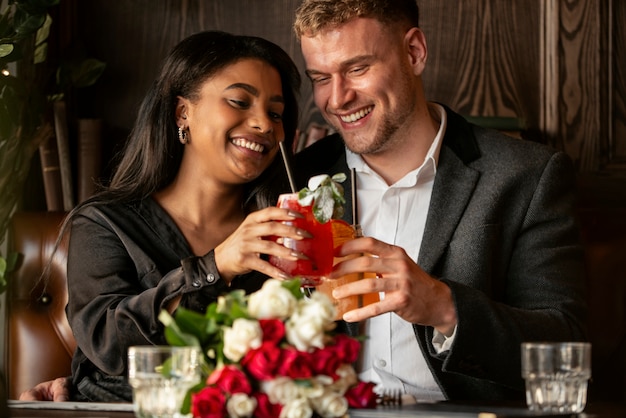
[6,211,76,399]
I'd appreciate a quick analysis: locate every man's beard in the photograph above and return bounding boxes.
[338,103,414,156]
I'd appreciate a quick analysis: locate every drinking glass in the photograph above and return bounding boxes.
[128,346,202,418]
[521,342,591,414]
[269,193,334,286]
[315,221,379,320]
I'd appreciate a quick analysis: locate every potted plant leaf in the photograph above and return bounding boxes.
[0,0,105,292]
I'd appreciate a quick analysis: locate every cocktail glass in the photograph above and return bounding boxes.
[316,220,380,320]
[269,193,334,286]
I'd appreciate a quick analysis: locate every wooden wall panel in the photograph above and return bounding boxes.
[74,0,306,171]
[68,0,624,179]
[546,0,605,171]
[612,1,626,167]
[420,0,540,125]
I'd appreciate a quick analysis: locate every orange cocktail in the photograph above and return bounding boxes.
[317,219,380,320]
[269,193,334,286]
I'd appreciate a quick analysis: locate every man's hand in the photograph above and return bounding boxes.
[329,236,458,335]
[18,377,71,402]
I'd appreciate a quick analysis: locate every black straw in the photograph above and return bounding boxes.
[351,168,362,236]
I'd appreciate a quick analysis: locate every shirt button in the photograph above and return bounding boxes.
[192,279,201,288]
[206,273,216,283]
[377,359,387,368]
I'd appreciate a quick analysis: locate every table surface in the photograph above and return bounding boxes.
[7,399,626,418]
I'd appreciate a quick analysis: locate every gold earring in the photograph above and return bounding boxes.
[178,127,188,144]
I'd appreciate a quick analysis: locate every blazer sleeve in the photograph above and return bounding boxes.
[425,150,587,397]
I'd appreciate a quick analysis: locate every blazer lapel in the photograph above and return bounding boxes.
[418,110,481,274]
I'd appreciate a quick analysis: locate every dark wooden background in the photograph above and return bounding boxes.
[23,0,626,209]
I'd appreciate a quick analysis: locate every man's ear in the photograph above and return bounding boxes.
[405,27,428,76]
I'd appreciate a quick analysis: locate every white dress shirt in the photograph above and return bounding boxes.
[346,103,453,402]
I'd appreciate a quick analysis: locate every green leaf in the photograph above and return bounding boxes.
[0,42,24,64]
[33,40,46,64]
[180,381,205,415]
[0,256,7,294]
[318,186,337,223]
[34,14,51,46]
[0,44,14,58]
[13,7,46,37]
[159,310,202,348]
[331,172,347,183]
[5,251,17,272]
[15,0,58,16]
[70,58,106,88]
[0,8,12,38]
[215,289,249,324]
[297,172,347,223]
[281,278,305,299]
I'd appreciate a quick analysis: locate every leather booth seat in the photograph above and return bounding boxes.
[5,211,75,399]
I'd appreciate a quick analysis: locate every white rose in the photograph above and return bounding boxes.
[285,312,325,352]
[261,376,299,405]
[298,376,328,401]
[279,397,313,418]
[305,292,336,329]
[285,295,335,351]
[223,318,263,362]
[310,388,348,418]
[248,279,297,320]
[330,364,358,395]
[226,393,257,418]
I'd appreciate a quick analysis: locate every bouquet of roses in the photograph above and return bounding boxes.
[159,278,377,418]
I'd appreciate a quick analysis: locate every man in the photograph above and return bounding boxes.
[291,0,587,402]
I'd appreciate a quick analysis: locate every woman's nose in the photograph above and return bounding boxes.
[249,111,273,133]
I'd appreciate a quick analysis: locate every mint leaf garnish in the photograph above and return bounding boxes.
[297,173,346,223]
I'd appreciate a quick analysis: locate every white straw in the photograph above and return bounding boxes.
[279,142,297,193]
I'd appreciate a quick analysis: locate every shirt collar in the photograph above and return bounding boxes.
[346,102,447,186]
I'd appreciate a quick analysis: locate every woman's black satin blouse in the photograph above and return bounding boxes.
[66,197,267,401]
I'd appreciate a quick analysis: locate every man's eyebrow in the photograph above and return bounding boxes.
[225,83,284,103]
[305,55,374,79]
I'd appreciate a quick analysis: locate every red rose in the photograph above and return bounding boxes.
[332,334,361,363]
[345,381,378,409]
[276,347,314,379]
[191,386,226,418]
[259,319,285,344]
[206,364,252,395]
[241,341,282,380]
[253,392,283,418]
[310,346,343,379]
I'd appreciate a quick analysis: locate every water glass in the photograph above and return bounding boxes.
[521,342,591,413]
[128,346,202,418]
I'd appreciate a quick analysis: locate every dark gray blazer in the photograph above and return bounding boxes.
[292,107,587,401]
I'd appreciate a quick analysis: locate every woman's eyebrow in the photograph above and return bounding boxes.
[225,83,284,103]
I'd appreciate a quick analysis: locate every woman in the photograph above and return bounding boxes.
[24,30,304,402]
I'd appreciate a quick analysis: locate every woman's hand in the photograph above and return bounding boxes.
[214,206,311,282]
[19,377,71,402]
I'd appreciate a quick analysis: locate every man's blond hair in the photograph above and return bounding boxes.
[293,0,420,39]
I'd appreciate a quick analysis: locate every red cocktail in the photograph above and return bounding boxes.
[269,193,334,286]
